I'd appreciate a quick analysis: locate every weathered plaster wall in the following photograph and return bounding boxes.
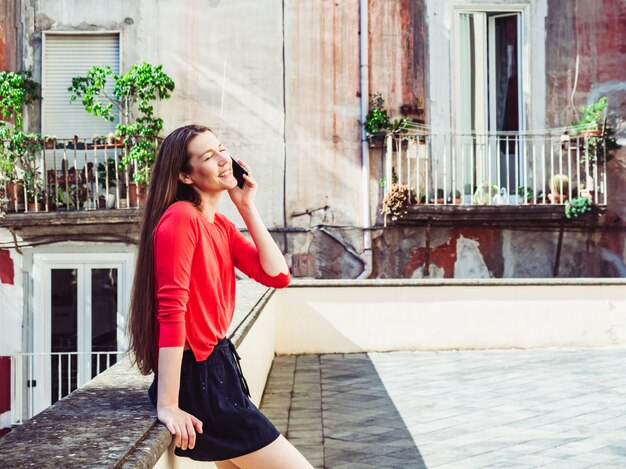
[6,0,625,279]
[372,225,625,279]
[369,0,427,117]
[20,0,286,227]
[545,0,626,271]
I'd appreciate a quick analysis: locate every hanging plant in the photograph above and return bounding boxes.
[565,196,592,219]
[381,183,411,226]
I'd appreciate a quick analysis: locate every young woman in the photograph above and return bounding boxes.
[128,124,312,468]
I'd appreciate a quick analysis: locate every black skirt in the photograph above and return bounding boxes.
[148,338,280,462]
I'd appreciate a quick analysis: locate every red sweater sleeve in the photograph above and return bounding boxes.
[154,203,199,347]
[228,220,291,288]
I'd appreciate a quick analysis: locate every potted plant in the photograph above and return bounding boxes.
[448,190,462,205]
[96,157,118,208]
[430,188,445,204]
[472,182,499,205]
[365,92,391,146]
[44,135,57,150]
[68,62,175,193]
[569,97,620,165]
[364,93,410,148]
[565,195,592,219]
[515,186,535,204]
[548,174,569,204]
[0,70,42,213]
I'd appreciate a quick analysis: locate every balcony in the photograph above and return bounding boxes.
[380,125,610,227]
[10,350,124,424]
[1,137,153,214]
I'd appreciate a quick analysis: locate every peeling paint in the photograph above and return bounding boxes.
[455,236,492,279]
[0,249,14,285]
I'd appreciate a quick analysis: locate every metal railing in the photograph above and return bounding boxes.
[383,124,608,207]
[0,136,157,213]
[10,350,126,424]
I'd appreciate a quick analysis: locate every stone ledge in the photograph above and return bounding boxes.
[0,280,273,469]
[290,278,626,287]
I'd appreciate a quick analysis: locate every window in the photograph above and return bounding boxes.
[453,9,525,197]
[455,11,523,134]
[42,33,120,139]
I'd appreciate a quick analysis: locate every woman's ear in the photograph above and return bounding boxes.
[178,171,192,185]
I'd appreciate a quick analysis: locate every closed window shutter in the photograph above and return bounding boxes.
[43,34,120,139]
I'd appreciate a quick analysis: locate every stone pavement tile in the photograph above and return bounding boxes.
[568,448,623,465]
[330,463,379,469]
[288,435,324,446]
[421,447,481,467]
[285,429,323,441]
[264,348,626,469]
[534,458,597,469]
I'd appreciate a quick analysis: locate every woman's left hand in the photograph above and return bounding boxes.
[228,159,257,209]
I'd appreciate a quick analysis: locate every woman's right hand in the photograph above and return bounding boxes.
[157,404,203,450]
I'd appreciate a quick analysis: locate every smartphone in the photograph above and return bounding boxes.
[230,156,249,189]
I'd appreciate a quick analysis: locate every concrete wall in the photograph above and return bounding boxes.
[371,225,626,279]
[275,280,626,354]
[545,0,626,273]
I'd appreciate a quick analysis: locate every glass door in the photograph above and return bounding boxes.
[31,252,133,415]
[454,10,524,198]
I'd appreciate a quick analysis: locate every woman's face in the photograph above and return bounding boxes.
[181,131,238,193]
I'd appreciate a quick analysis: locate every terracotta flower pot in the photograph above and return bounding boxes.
[128,182,147,208]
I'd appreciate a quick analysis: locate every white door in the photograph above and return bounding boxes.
[31,252,133,416]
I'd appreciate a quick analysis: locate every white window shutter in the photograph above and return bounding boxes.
[43,34,120,139]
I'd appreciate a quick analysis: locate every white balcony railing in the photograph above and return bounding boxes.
[1,136,156,214]
[382,124,608,207]
[10,350,125,424]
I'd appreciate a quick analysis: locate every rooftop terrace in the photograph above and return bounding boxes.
[261,348,626,468]
[1,279,625,468]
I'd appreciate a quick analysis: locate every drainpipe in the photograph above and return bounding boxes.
[357,0,373,279]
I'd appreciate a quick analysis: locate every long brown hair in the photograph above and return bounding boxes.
[127,124,211,374]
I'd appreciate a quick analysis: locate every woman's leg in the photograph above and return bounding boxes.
[216,460,240,469]
[230,435,314,469]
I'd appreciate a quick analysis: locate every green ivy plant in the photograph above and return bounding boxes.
[565,196,592,219]
[68,63,175,184]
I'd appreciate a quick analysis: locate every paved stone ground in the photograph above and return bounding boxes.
[259,348,626,468]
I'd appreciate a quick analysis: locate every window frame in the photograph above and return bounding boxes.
[41,30,122,139]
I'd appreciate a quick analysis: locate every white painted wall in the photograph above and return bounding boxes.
[274,281,626,354]
[0,230,23,356]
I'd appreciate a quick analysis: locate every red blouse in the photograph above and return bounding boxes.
[153,201,291,363]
